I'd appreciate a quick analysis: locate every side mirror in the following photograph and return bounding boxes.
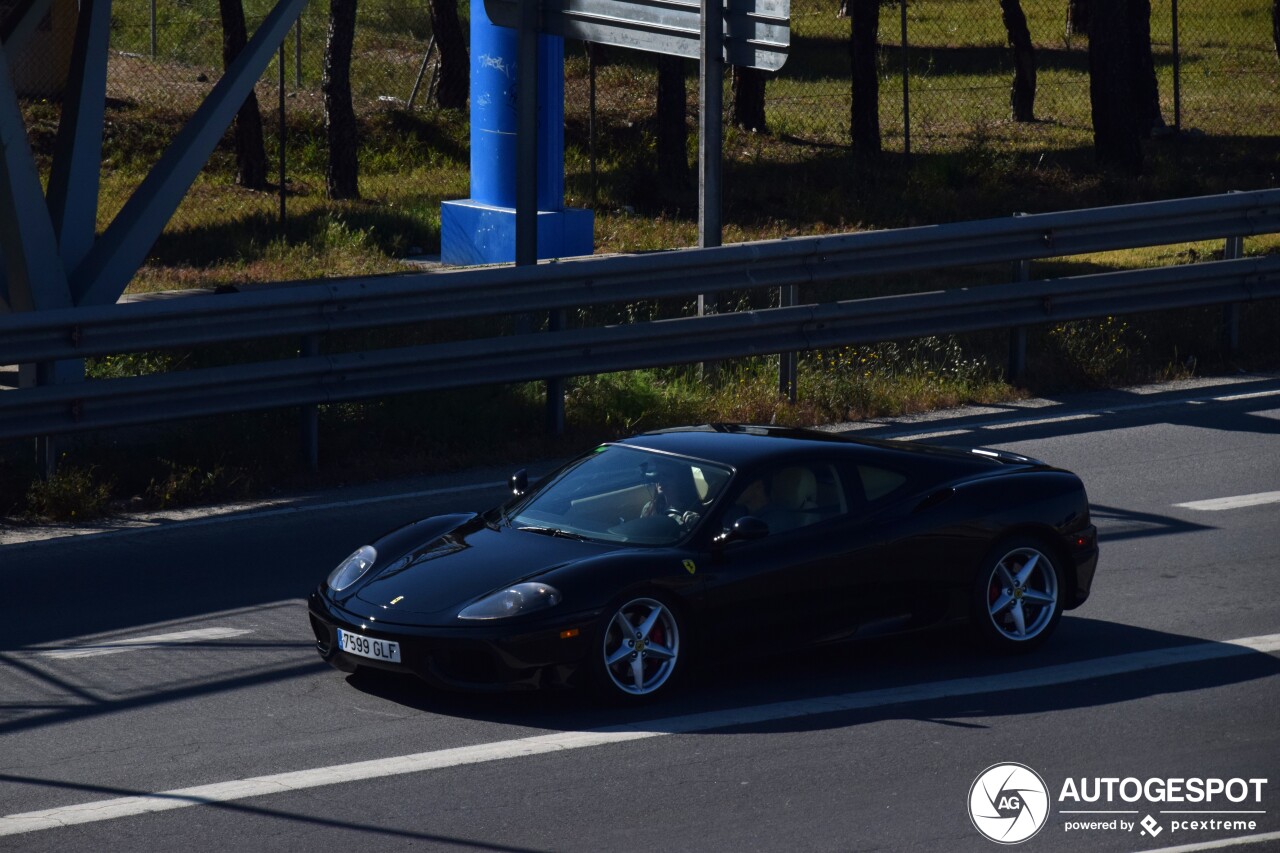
[509,469,528,497]
[717,516,769,544]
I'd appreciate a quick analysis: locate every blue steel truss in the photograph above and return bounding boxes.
[0,0,306,319]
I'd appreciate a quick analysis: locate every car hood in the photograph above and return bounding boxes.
[344,515,619,623]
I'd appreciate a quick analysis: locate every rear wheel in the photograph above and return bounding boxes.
[592,594,685,701]
[972,537,1064,651]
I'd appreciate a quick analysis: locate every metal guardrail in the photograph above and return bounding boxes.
[1,252,1277,440]
[1,190,1277,364]
[1,191,1277,442]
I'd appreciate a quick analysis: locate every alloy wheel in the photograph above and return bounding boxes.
[986,546,1059,642]
[601,597,681,696]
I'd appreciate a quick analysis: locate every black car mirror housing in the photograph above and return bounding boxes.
[717,516,769,544]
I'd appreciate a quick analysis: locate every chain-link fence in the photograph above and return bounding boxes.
[11,0,1280,257]
[768,0,1279,153]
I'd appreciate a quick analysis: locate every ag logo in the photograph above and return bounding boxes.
[968,763,1050,844]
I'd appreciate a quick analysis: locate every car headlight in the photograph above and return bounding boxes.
[457,582,562,620]
[327,545,377,592]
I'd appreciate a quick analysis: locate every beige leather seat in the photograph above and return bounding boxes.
[761,466,820,533]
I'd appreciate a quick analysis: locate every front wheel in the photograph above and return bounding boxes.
[972,537,1064,651]
[592,594,685,701]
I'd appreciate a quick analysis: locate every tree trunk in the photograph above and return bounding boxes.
[732,66,768,132]
[427,0,467,109]
[323,0,360,199]
[1000,0,1037,122]
[849,0,881,159]
[218,0,267,189]
[1131,0,1164,135]
[656,56,689,187]
[1065,0,1089,36]
[1087,0,1142,172]
[1264,0,1274,63]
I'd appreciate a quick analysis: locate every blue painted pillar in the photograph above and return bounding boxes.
[440,0,593,266]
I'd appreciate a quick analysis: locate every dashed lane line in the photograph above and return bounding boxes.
[1136,830,1280,853]
[1174,492,1280,512]
[35,628,254,660]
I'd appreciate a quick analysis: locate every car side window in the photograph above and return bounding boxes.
[845,463,909,507]
[720,462,848,536]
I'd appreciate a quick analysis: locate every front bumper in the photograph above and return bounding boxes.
[308,589,601,691]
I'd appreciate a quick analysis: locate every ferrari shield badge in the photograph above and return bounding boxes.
[682,559,697,575]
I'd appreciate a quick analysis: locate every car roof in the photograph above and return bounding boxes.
[615,424,1006,471]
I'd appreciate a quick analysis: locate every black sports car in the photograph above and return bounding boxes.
[309,425,1098,701]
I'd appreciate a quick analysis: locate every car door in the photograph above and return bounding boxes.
[699,460,886,655]
[851,462,985,631]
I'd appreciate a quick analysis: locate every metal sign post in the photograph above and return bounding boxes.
[698,0,722,251]
[516,0,538,270]
[481,0,791,417]
[484,0,790,70]
[696,0,722,352]
[513,0,566,434]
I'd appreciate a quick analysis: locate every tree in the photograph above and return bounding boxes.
[849,0,880,159]
[656,56,689,186]
[1087,0,1159,172]
[1000,0,1037,122]
[218,0,267,189]
[1132,0,1164,136]
[427,0,467,109]
[1065,0,1089,36]
[1271,0,1278,64]
[732,67,768,132]
[323,0,360,199]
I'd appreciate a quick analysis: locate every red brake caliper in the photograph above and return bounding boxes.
[649,617,666,674]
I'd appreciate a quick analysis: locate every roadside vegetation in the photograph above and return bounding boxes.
[3,0,1278,521]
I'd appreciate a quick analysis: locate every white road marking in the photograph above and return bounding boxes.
[1135,830,1280,853]
[2,632,1278,837]
[889,429,972,441]
[1213,390,1280,403]
[1174,491,1280,512]
[37,628,253,660]
[983,413,1101,430]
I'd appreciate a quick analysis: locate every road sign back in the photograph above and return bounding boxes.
[482,0,790,72]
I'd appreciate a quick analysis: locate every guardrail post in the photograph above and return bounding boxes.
[1007,213,1030,383]
[778,284,798,403]
[28,359,83,478]
[1222,232,1243,356]
[300,334,320,471]
[547,308,566,435]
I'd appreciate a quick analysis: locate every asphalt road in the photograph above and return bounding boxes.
[2,375,1278,852]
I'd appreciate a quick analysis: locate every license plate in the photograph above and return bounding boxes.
[336,629,401,663]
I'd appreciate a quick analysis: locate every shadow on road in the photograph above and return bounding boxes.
[339,618,1279,738]
[1090,503,1213,542]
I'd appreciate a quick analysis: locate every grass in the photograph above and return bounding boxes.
[3,0,1278,520]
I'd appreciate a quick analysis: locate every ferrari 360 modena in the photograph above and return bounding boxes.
[309,424,1098,701]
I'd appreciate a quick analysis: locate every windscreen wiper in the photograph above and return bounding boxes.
[516,526,590,542]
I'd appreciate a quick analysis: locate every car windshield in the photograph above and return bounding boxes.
[511,445,734,546]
